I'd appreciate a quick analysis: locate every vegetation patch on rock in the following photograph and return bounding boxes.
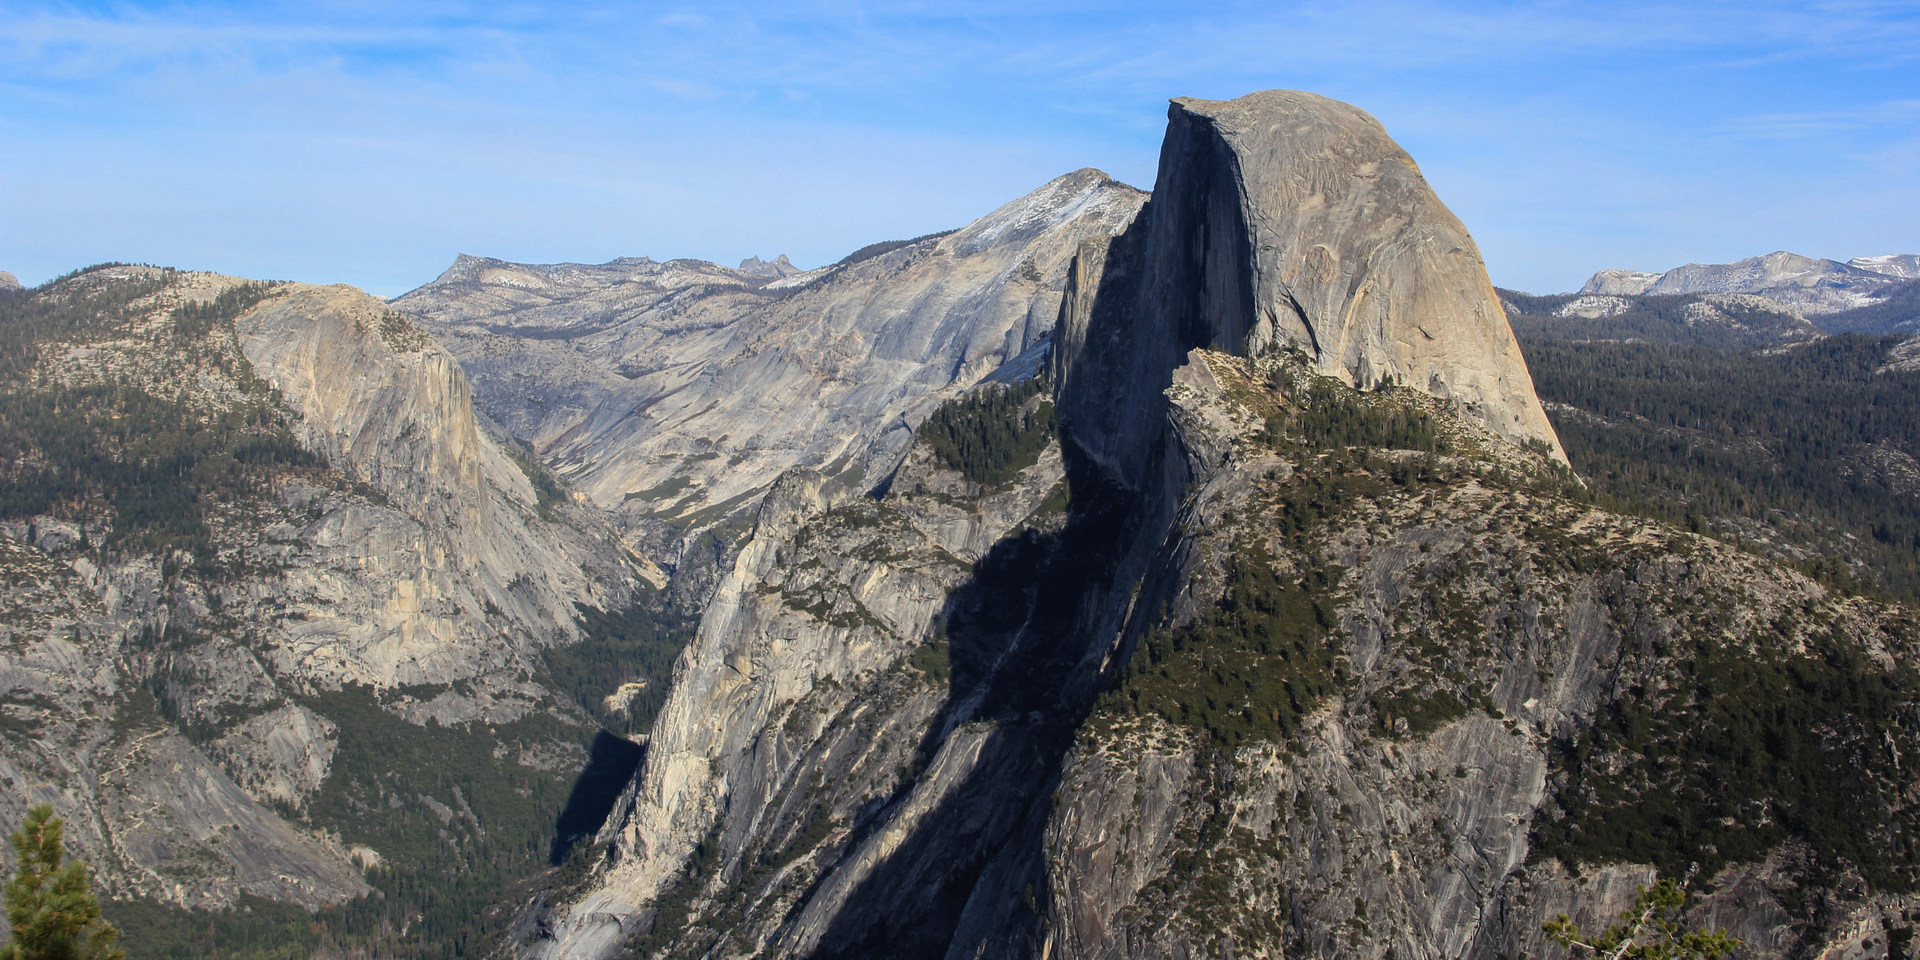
[915,376,1056,486]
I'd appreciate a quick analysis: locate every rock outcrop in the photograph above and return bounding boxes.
[0,267,643,916]
[235,284,636,693]
[1578,269,1662,296]
[395,169,1147,570]
[0,271,19,291]
[737,255,802,278]
[1054,91,1561,483]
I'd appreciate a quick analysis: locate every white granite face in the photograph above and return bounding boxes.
[394,169,1148,566]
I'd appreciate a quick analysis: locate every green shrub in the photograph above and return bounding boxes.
[909,638,952,685]
[1098,545,1346,747]
[1265,374,1448,454]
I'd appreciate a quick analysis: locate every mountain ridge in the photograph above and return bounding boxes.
[5,89,1919,960]
[0,265,662,952]
[394,168,1148,583]
[520,88,1585,960]
[1579,250,1920,315]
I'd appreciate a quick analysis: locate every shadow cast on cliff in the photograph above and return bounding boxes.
[791,190,1237,958]
[800,446,1156,960]
[548,730,647,865]
[775,138,1287,952]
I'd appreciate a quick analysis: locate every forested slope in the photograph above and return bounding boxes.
[1520,333,1920,599]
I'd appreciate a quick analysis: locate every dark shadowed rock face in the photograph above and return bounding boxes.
[526,91,1581,960]
[1056,91,1560,485]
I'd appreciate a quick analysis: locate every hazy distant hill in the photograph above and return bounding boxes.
[1500,287,1822,348]
[1575,250,1920,329]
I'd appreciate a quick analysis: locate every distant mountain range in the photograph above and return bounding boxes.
[1500,250,1920,346]
[1579,250,1920,315]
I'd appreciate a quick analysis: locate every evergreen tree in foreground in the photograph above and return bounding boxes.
[1545,874,1738,960]
[0,805,122,960]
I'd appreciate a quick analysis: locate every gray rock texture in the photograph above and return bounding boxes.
[0,267,642,912]
[524,431,1072,960]
[235,283,637,692]
[1578,269,1661,296]
[394,170,1146,570]
[0,271,19,291]
[1055,91,1561,486]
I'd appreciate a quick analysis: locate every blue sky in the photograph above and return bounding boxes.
[2,1,1917,296]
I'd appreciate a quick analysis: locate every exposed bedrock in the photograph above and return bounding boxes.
[1056,90,1561,484]
[530,92,1590,960]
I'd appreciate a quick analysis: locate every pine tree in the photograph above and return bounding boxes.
[1545,874,1738,960]
[0,805,123,960]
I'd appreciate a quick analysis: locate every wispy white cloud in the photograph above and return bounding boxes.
[1721,99,1920,139]
[0,0,1915,294]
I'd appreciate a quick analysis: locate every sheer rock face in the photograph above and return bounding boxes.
[396,169,1146,568]
[1056,91,1560,484]
[527,442,1072,960]
[235,284,636,691]
[0,269,639,912]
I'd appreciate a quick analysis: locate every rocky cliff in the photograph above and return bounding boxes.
[9,88,1917,960]
[394,169,1146,576]
[1054,91,1561,483]
[518,92,1919,960]
[0,267,647,937]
